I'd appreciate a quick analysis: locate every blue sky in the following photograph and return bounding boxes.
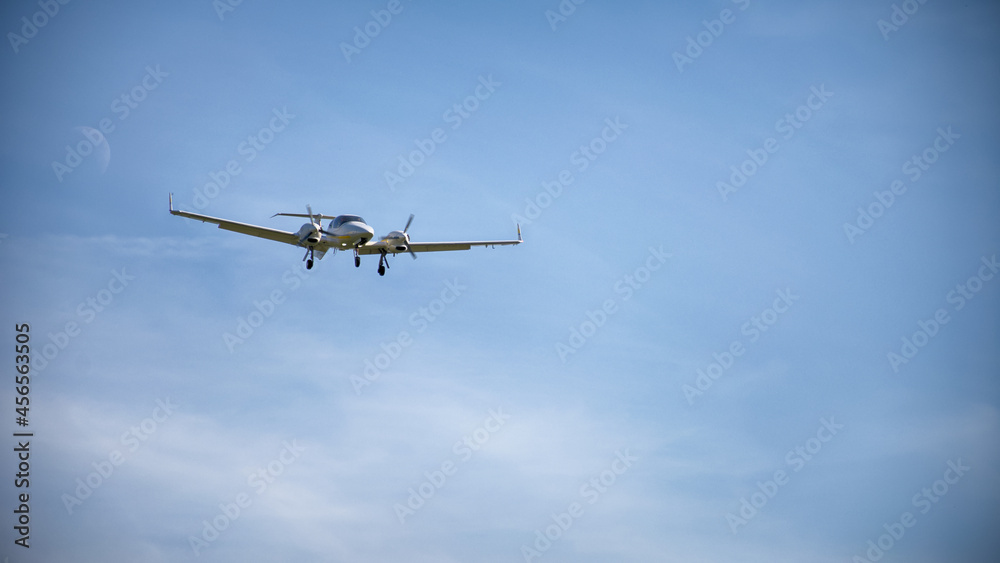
[1,1,998,561]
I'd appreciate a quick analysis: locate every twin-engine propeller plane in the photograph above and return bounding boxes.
[168,194,521,275]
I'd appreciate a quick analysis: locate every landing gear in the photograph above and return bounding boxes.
[353,247,361,268]
[303,247,315,270]
[377,250,388,276]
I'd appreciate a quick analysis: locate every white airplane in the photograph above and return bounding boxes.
[168,194,521,275]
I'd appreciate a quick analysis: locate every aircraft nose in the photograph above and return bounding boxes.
[349,222,375,242]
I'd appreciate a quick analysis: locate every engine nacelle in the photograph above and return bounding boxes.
[385,230,406,247]
[296,224,321,245]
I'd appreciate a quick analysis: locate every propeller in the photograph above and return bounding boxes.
[402,214,416,259]
[305,205,323,243]
[309,205,335,237]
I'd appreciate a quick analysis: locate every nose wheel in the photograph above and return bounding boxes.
[303,247,315,270]
[353,246,361,268]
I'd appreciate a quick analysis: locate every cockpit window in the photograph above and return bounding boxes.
[332,215,365,228]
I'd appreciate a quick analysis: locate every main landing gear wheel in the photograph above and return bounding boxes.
[377,250,388,276]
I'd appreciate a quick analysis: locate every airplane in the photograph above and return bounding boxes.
[168,194,521,276]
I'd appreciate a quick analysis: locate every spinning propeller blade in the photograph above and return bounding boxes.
[403,214,417,259]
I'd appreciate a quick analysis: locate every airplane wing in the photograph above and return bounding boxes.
[358,226,522,255]
[168,194,301,247]
[409,240,520,252]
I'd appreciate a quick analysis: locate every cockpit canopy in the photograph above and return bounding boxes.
[331,215,366,228]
